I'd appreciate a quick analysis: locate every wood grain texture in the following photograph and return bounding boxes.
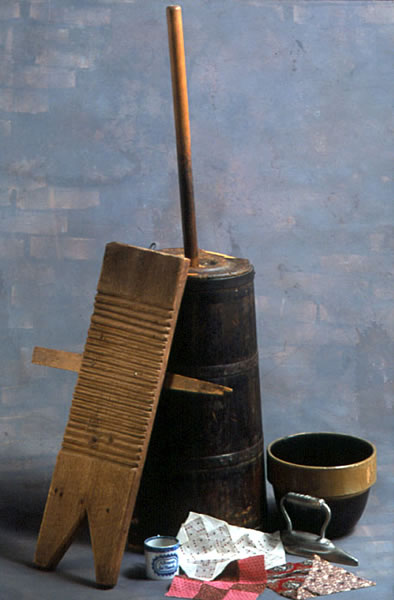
[32,346,83,372]
[34,243,189,588]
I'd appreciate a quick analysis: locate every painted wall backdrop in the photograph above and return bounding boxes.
[0,0,392,550]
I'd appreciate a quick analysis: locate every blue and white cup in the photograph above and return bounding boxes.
[144,535,180,580]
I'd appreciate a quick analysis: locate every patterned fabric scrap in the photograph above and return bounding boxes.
[266,555,376,598]
[302,554,376,596]
[166,554,267,600]
[266,560,314,599]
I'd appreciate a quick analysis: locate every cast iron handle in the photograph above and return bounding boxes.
[280,492,332,541]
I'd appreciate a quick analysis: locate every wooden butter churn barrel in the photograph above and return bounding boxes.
[129,249,267,544]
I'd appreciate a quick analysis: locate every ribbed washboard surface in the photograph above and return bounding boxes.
[34,243,189,588]
[63,293,174,467]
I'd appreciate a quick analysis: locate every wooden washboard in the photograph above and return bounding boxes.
[34,242,189,587]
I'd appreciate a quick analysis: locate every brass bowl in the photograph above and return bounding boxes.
[267,432,376,538]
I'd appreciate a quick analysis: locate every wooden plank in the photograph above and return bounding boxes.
[32,346,232,396]
[34,243,190,588]
[164,372,232,396]
[32,347,82,372]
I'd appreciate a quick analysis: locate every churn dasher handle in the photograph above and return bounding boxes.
[167,5,199,267]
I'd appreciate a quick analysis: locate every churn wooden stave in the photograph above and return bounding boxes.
[129,250,267,546]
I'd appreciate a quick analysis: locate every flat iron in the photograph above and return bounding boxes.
[280,492,358,566]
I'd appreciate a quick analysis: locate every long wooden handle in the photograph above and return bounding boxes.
[167,5,199,267]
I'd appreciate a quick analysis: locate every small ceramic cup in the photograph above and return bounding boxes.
[144,535,180,580]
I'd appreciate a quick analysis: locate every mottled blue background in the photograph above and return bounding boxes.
[0,1,392,597]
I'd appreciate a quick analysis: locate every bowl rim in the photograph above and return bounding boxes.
[267,431,376,470]
[266,432,377,498]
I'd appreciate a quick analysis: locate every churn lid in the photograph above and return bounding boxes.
[161,248,253,281]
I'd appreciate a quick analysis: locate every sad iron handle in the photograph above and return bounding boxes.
[280,492,332,540]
